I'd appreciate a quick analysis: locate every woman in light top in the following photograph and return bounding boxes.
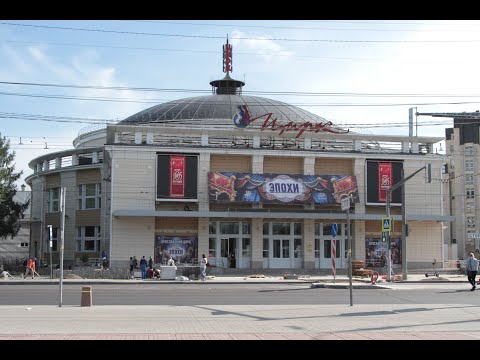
[199,254,208,281]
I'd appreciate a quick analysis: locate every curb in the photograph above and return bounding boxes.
[311,283,391,289]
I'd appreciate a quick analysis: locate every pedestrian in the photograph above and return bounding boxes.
[24,258,34,279]
[148,256,153,269]
[129,257,134,279]
[199,254,208,281]
[0,269,14,279]
[102,251,108,270]
[466,252,479,291]
[152,267,161,279]
[140,256,148,279]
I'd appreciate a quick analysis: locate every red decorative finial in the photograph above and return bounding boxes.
[223,35,232,74]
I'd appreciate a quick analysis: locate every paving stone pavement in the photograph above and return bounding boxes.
[1,272,478,340]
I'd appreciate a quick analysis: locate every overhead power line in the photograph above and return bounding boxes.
[2,80,480,98]
[2,22,480,43]
[127,20,480,33]
[2,90,480,107]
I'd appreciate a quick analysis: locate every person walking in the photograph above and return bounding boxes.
[148,256,153,269]
[140,256,148,279]
[199,254,208,281]
[129,257,134,279]
[466,252,479,291]
[24,258,34,279]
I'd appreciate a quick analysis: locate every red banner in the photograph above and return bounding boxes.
[170,155,185,197]
[378,162,392,202]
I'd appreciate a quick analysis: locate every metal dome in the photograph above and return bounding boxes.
[119,94,330,129]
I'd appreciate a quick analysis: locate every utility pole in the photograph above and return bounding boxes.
[58,187,66,308]
[386,187,392,282]
[341,197,353,306]
[386,164,431,282]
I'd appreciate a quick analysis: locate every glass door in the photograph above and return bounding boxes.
[270,238,290,268]
[221,237,237,268]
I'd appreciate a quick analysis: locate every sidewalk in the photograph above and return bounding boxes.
[1,302,479,340]
[0,272,468,285]
[1,272,478,340]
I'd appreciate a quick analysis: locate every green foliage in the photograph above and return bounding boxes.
[80,254,89,264]
[0,134,29,239]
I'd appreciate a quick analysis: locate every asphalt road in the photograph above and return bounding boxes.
[0,283,478,306]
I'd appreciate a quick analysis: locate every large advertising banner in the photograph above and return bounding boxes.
[157,154,198,200]
[154,235,198,265]
[365,237,402,268]
[208,172,359,205]
[378,162,392,202]
[169,155,185,197]
[366,160,403,205]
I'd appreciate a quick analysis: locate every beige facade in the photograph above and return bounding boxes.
[25,92,453,274]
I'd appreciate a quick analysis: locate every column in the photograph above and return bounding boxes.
[251,218,263,269]
[303,219,315,269]
[198,153,210,211]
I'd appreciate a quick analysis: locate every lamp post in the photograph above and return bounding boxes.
[385,164,431,282]
[385,186,392,282]
[58,187,66,308]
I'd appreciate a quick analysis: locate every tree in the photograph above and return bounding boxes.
[0,134,29,239]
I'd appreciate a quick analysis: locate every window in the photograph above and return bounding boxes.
[467,216,476,228]
[314,238,320,258]
[324,239,340,258]
[465,146,474,156]
[76,226,101,252]
[242,223,251,235]
[466,174,474,185]
[78,183,101,210]
[47,188,60,212]
[282,240,290,258]
[294,238,302,258]
[465,160,474,172]
[208,237,216,257]
[466,202,474,213]
[209,222,217,234]
[294,223,302,235]
[315,223,321,236]
[263,223,269,235]
[466,188,475,200]
[272,222,290,235]
[272,238,290,258]
[263,238,269,258]
[323,223,338,236]
[20,242,29,247]
[242,238,251,256]
[339,223,353,236]
[220,222,239,234]
[273,240,281,258]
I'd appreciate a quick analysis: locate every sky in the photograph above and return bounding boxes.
[2,19,480,188]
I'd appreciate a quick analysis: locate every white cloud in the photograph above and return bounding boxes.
[0,44,156,187]
[231,30,294,63]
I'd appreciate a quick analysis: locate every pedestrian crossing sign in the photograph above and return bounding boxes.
[382,217,392,232]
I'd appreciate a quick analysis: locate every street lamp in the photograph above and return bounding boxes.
[385,164,431,282]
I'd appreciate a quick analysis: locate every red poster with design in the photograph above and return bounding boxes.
[378,162,392,202]
[170,155,185,197]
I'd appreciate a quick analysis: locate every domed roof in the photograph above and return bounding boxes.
[119,94,330,129]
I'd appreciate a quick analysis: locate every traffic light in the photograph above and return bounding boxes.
[426,163,431,183]
[381,231,388,242]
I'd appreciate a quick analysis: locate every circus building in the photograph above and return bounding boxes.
[25,40,452,275]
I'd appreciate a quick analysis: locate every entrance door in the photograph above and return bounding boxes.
[270,238,290,268]
[320,238,341,269]
[221,237,237,268]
